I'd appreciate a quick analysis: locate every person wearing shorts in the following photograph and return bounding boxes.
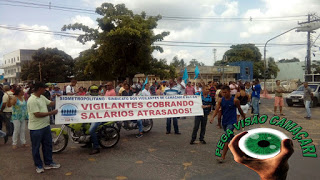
[274,80,285,116]
[235,85,250,121]
[210,85,245,163]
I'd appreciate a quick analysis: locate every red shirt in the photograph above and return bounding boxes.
[105,89,116,96]
[185,86,195,95]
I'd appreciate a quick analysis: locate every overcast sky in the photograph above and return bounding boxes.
[0,0,320,71]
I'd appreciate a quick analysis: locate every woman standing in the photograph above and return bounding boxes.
[9,87,28,149]
[235,85,250,122]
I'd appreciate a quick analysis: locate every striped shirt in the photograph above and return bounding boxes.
[164,86,181,95]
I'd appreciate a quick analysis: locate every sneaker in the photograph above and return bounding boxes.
[190,140,195,145]
[174,132,181,135]
[36,166,44,173]
[89,148,100,155]
[304,116,311,119]
[4,135,8,144]
[44,163,61,170]
[166,132,170,134]
[136,134,143,138]
[200,140,206,144]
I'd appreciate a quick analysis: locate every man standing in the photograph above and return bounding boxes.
[274,80,285,116]
[210,86,245,163]
[164,79,181,134]
[251,79,261,115]
[136,84,152,138]
[66,79,77,96]
[3,79,10,86]
[149,82,156,96]
[27,82,59,173]
[1,85,14,136]
[105,82,117,96]
[176,77,186,96]
[190,85,211,145]
[209,81,217,110]
[303,82,313,119]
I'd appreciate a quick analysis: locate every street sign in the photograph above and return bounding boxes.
[296,21,320,32]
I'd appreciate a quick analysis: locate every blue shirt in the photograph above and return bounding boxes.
[252,84,261,99]
[196,92,212,115]
[221,97,237,126]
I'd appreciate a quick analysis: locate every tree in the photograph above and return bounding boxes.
[147,58,176,79]
[21,47,74,82]
[222,44,279,79]
[62,3,169,81]
[188,59,205,67]
[170,56,186,67]
[311,60,320,74]
[278,57,300,63]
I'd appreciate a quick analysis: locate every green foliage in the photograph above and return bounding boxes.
[278,57,300,63]
[170,56,186,67]
[62,3,169,80]
[188,59,205,67]
[21,47,74,82]
[222,44,279,79]
[311,60,320,74]
[147,58,176,79]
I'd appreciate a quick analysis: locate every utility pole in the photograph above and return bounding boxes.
[39,62,42,82]
[297,13,320,74]
[307,14,312,74]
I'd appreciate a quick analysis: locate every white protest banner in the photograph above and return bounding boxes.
[55,95,203,124]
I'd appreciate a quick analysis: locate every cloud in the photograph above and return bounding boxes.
[70,15,97,28]
[0,24,93,62]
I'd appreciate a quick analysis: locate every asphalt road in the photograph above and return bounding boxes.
[0,98,319,180]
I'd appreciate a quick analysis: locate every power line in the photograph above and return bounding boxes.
[160,40,306,46]
[0,0,307,22]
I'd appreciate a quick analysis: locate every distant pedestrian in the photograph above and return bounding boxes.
[1,85,14,136]
[149,82,157,96]
[190,85,211,145]
[274,80,285,116]
[235,85,250,122]
[210,85,245,163]
[176,77,186,95]
[229,81,238,97]
[303,82,313,119]
[251,79,261,115]
[105,82,117,96]
[27,82,60,173]
[0,129,8,144]
[164,79,181,134]
[122,83,134,96]
[156,85,162,95]
[195,83,202,94]
[66,79,77,96]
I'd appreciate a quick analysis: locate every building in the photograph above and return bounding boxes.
[229,61,253,82]
[2,49,36,84]
[177,66,240,84]
[275,61,305,81]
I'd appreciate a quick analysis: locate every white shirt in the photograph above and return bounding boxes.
[142,89,151,96]
[164,86,181,95]
[176,81,186,95]
[2,91,13,112]
[66,85,75,95]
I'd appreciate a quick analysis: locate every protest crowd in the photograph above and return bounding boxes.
[0,76,303,174]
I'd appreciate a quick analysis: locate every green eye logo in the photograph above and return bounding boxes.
[239,128,288,159]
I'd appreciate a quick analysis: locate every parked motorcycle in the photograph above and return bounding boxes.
[51,121,120,153]
[117,119,153,133]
